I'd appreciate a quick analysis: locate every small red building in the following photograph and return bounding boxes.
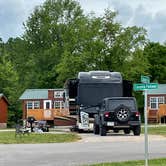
[147,84,166,123]
[0,93,9,128]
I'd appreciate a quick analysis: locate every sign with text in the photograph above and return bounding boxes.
[133,83,158,91]
[134,75,158,166]
[141,75,150,84]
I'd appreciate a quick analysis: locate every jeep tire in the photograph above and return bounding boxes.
[133,125,141,136]
[99,125,107,136]
[113,129,119,133]
[93,121,99,134]
[124,129,130,134]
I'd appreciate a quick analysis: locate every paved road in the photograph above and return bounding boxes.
[0,133,166,166]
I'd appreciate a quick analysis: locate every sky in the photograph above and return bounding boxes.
[0,0,166,43]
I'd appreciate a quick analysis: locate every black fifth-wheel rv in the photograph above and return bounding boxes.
[64,71,140,134]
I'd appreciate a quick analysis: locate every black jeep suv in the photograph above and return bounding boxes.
[93,97,141,136]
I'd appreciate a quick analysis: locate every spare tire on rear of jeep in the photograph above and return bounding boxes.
[115,105,131,122]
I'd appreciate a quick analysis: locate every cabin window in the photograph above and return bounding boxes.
[150,96,165,109]
[34,101,40,109]
[53,101,64,109]
[54,91,63,98]
[61,101,64,108]
[54,101,61,108]
[27,101,33,109]
[27,101,40,109]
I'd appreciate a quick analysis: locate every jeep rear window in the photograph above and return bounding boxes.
[108,99,135,110]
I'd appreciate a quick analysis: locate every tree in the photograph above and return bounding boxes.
[23,0,85,88]
[0,50,21,126]
[56,15,106,85]
[144,42,166,83]
[23,0,149,86]
[5,37,32,89]
[56,9,149,84]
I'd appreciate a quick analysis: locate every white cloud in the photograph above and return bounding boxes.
[0,0,24,39]
[109,1,134,26]
[0,0,166,43]
[78,0,113,16]
[111,1,166,43]
[78,0,166,43]
[0,0,45,41]
[149,11,166,43]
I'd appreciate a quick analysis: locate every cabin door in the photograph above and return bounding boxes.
[44,100,52,110]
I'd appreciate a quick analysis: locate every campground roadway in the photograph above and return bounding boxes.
[0,132,166,166]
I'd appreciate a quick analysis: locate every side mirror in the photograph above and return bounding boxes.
[96,106,99,111]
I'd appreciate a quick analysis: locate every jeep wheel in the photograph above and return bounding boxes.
[93,122,99,135]
[115,105,130,122]
[133,126,141,136]
[78,129,84,133]
[100,125,107,136]
[113,129,119,133]
[124,129,130,134]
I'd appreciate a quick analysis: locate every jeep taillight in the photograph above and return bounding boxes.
[104,112,110,118]
[135,112,140,117]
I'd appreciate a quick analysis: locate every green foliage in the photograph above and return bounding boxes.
[90,158,166,166]
[56,10,149,85]
[142,126,166,136]
[5,38,30,88]
[0,131,80,144]
[23,0,84,87]
[144,42,166,83]
[0,46,22,124]
[0,0,165,125]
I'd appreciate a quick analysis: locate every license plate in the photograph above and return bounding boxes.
[107,122,114,126]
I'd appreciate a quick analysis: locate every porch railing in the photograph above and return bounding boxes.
[26,108,69,121]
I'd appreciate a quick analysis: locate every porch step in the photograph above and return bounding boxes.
[148,118,157,124]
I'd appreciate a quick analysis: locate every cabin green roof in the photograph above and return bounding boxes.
[19,89,63,100]
[147,84,166,94]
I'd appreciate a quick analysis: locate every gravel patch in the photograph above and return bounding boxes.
[78,132,166,143]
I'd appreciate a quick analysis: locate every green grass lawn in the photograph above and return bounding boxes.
[142,125,166,136]
[0,131,81,144]
[89,158,166,166]
[0,125,165,144]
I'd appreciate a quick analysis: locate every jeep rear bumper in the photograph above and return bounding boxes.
[104,121,140,128]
